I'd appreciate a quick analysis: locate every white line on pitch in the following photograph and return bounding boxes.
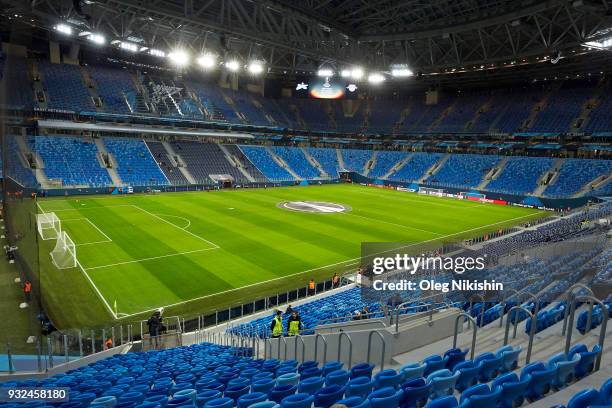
[84,247,218,271]
[84,218,113,242]
[343,211,444,236]
[131,205,220,249]
[115,211,545,319]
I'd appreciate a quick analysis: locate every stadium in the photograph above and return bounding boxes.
[0,0,611,407]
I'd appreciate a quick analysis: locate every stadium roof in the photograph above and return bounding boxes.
[1,0,612,80]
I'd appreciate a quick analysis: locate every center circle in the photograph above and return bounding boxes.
[278,201,352,213]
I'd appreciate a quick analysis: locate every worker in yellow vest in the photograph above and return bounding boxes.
[270,310,283,338]
[287,311,302,336]
[308,279,315,296]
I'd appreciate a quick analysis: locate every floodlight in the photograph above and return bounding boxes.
[54,23,72,36]
[391,68,414,77]
[317,68,333,77]
[149,49,166,57]
[248,61,264,75]
[340,69,351,78]
[368,72,386,84]
[87,33,105,45]
[225,60,241,72]
[197,53,217,69]
[351,67,364,80]
[168,50,189,66]
[119,41,138,52]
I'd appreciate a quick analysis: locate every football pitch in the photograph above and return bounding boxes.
[36,184,547,328]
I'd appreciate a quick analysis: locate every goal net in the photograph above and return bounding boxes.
[50,231,77,269]
[419,187,445,197]
[460,192,487,200]
[37,212,61,240]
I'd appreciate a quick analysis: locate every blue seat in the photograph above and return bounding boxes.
[443,349,468,371]
[368,386,403,408]
[269,384,297,403]
[568,344,601,379]
[567,388,602,408]
[423,356,446,376]
[547,352,581,389]
[425,396,457,408]
[495,345,522,373]
[345,376,373,399]
[492,372,530,408]
[474,352,504,381]
[400,363,426,382]
[459,383,501,408]
[400,377,431,408]
[351,363,375,379]
[453,361,479,392]
[322,361,343,376]
[335,396,371,408]
[521,362,556,401]
[426,369,459,399]
[280,392,314,408]
[326,369,350,386]
[314,385,345,408]
[374,369,403,389]
[297,376,324,395]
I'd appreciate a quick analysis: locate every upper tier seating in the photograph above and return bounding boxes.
[1,57,33,109]
[584,83,612,133]
[428,154,500,188]
[227,90,269,126]
[332,101,363,132]
[486,156,555,195]
[188,82,239,123]
[103,138,169,186]
[306,148,340,177]
[341,149,373,172]
[239,146,294,181]
[401,96,455,133]
[89,65,136,114]
[271,147,321,179]
[388,152,444,182]
[172,142,253,184]
[366,99,405,133]
[493,88,542,133]
[293,99,330,131]
[6,135,38,187]
[368,151,408,179]
[254,97,295,128]
[35,136,111,187]
[434,91,489,132]
[39,61,94,112]
[146,142,190,185]
[544,159,612,197]
[530,81,596,132]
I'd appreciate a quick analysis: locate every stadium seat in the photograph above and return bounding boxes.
[474,352,504,382]
[547,352,581,389]
[495,345,522,373]
[400,377,431,408]
[492,372,530,408]
[567,388,602,408]
[453,361,480,392]
[459,383,501,408]
[400,363,426,382]
[521,362,556,401]
[427,369,460,399]
[568,344,601,379]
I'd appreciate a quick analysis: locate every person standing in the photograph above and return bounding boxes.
[287,311,302,336]
[270,310,283,338]
[23,280,32,302]
[308,279,315,296]
[332,273,340,288]
[147,311,161,349]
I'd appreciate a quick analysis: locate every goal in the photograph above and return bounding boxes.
[419,187,445,197]
[37,212,61,240]
[460,192,487,200]
[50,231,77,269]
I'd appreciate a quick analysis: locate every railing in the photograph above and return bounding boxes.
[453,313,477,360]
[467,294,486,329]
[503,305,536,364]
[337,332,353,369]
[564,295,607,371]
[393,293,448,333]
[367,331,386,370]
[561,283,594,336]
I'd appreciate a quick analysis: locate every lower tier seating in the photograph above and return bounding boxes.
[103,138,169,186]
[240,146,295,182]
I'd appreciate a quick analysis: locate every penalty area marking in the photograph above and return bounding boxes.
[113,210,545,320]
[61,218,113,246]
[152,214,192,229]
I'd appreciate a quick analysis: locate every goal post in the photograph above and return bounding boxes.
[37,212,61,240]
[418,187,445,197]
[50,231,77,269]
[460,191,487,200]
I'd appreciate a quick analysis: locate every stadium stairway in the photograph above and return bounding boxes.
[15,136,52,189]
[477,156,510,190]
[574,173,612,198]
[94,138,124,187]
[301,147,329,178]
[161,142,197,184]
[217,145,257,183]
[382,153,413,180]
[418,154,450,184]
[534,158,565,196]
[265,147,301,180]
[336,149,346,171]
[362,151,377,177]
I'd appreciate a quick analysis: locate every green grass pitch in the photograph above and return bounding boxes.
[36,184,547,329]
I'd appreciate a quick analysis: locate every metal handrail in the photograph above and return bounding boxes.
[564,295,607,371]
[366,330,386,370]
[561,284,595,336]
[294,335,306,363]
[504,305,536,364]
[317,310,387,326]
[313,333,328,364]
[280,336,288,360]
[453,313,477,360]
[467,294,486,328]
[337,332,353,369]
[500,288,523,328]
